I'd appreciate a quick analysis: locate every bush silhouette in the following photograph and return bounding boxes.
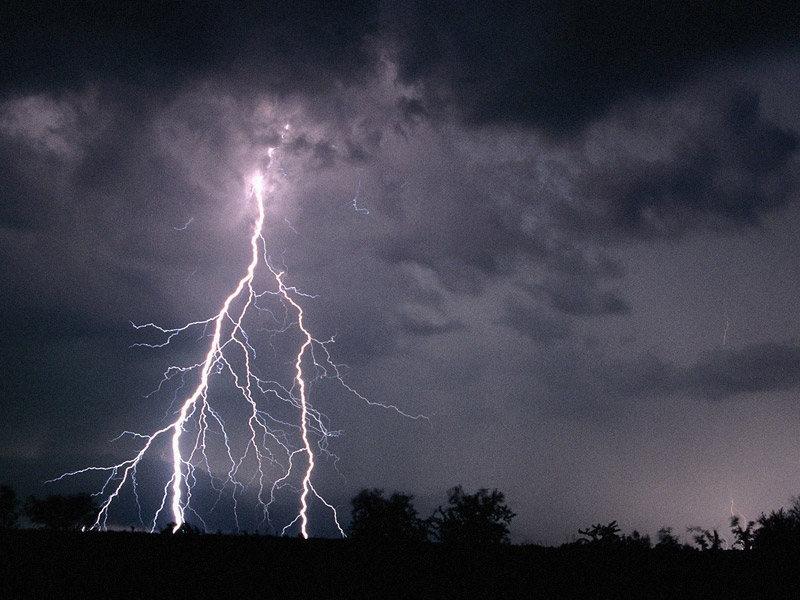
[348,488,428,542]
[754,500,800,551]
[687,526,723,550]
[0,485,20,529]
[654,527,683,549]
[24,493,97,530]
[621,530,652,549]
[578,521,621,546]
[429,485,515,545]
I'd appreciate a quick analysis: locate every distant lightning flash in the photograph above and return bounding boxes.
[351,176,370,215]
[53,153,425,536]
[722,298,730,346]
[173,217,194,231]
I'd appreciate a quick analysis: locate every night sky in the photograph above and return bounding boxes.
[3,1,800,544]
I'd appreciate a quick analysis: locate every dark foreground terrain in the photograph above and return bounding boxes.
[2,529,799,599]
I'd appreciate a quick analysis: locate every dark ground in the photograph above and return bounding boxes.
[2,529,799,599]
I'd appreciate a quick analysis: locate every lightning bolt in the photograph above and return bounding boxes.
[350,175,370,215]
[729,494,749,524]
[52,151,426,536]
[722,298,730,346]
[173,217,194,231]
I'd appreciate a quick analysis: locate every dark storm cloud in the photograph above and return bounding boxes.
[398,313,464,336]
[375,176,537,292]
[378,214,524,282]
[500,298,572,344]
[1,0,380,97]
[532,247,630,316]
[578,90,800,238]
[384,1,800,135]
[687,343,800,399]
[498,276,629,344]
[548,285,630,317]
[0,304,136,341]
[599,342,800,402]
[524,341,800,424]
[0,137,60,230]
[0,85,282,336]
[9,1,797,137]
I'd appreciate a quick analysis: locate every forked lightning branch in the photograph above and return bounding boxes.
[52,153,424,537]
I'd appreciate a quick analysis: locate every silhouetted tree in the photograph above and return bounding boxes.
[24,493,97,530]
[730,515,756,550]
[655,527,682,549]
[429,485,515,545]
[0,485,20,529]
[687,526,724,550]
[753,499,800,551]
[621,529,652,549]
[578,521,621,546]
[347,488,428,542]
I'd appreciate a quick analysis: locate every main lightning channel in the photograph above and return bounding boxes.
[167,175,266,532]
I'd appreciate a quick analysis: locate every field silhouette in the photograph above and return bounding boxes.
[4,485,800,598]
[3,528,800,599]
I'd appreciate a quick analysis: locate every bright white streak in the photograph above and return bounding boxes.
[169,173,266,532]
[275,270,314,538]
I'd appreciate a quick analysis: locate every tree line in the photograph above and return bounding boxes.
[348,485,515,544]
[0,483,515,542]
[4,481,800,552]
[1,485,97,531]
